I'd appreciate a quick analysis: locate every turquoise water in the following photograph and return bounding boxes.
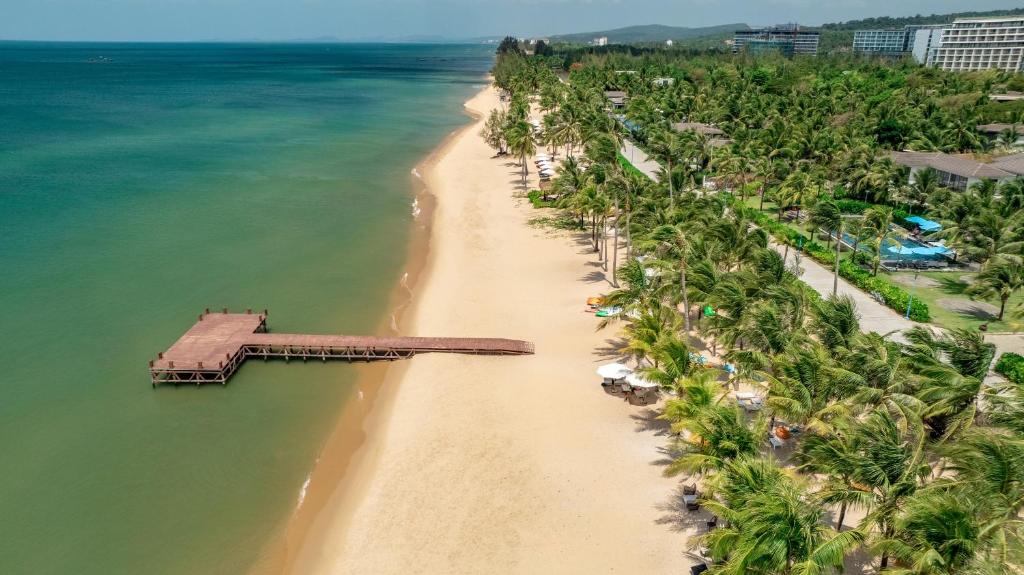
[0,43,492,574]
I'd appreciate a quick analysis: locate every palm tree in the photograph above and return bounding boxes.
[864,205,895,276]
[813,294,860,351]
[664,402,760,477]
[505,119,536,186]
[647,222,694,332]
[608,169,651,261]
[966,257,1024,320]
[904,167,940,215]
[850,409,931,571]
[701,456,865,574]
[647,127,683,205]
[481,109,508,155]
[660,369,722,425]
[640,333,693,390]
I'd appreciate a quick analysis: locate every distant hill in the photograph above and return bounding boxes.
[821,8,1024,31]
[549,23,748,45]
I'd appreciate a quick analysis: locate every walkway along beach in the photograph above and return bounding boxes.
[289,85,694,573]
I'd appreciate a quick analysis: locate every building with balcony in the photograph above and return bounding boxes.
[733,25,819,56]
[929,17,1024,72]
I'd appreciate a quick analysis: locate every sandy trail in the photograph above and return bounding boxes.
[292,85,696,574]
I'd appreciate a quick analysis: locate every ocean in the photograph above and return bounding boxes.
[0,42,492,574]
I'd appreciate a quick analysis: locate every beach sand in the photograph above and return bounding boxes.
[291,85,695,574]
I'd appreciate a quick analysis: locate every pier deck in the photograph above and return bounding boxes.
[150,310,534,386]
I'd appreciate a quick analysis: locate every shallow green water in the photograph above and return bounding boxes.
[0,42,491,574]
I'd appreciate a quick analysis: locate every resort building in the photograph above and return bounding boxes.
[593,37,609,47]
[852,25,945,60]
[912,26,946,64]
[928,17,1024,72]
[604,90,627,109]
[853,29,909,55]
[733,25,819,57]
[672,122,732,146]
[990,153,1024,176]
[889,150,1018,191]
[977,123,1024,147]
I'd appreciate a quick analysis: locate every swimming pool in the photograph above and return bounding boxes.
[840,232,951,262]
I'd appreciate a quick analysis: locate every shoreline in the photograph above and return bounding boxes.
[250,85,491,575]
[288,84,695,573]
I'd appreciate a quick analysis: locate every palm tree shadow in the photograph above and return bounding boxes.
[632,407,672,436]
[580,270,608,284]
[593,337,627,359]
[934,274,969,295]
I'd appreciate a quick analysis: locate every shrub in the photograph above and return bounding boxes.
[735,203,931,322]
[995,353,1024,384]
[527,190,555,208]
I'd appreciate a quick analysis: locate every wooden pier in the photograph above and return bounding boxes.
[149,309,534,387]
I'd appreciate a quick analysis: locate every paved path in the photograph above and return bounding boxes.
[774,243,916,341]
[620,140,661,181]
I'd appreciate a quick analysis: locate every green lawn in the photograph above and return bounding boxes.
[880,271,1024,333]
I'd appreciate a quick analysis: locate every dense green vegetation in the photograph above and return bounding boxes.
[996,352,1024,385]
[491,42,1024,574]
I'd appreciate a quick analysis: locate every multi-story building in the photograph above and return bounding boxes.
[733,25,819,56]
[853,29,908,55]
[912,26,945,64]
[929,17,1024,72]
[852,25,944,60]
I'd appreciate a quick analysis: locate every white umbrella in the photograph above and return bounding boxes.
[597,363,633,380]
[626,373,659,389]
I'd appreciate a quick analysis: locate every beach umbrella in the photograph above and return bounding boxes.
[625,373,659,389]
[597,363,633,380]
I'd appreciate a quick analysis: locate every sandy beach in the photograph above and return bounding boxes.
[290,85,694,574]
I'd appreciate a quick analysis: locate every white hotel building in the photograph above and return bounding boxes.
[928,17,1024,72]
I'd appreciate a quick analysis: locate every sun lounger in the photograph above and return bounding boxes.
[769,435,783,449]
[683,484,700,510]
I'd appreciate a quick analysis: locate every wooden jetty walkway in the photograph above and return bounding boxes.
[149,309,534,387]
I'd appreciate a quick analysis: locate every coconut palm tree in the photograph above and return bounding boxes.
[505,119,536,186]
[701,456,865,574]
[966,257,1024,320]
[640,333,693,390]
[864,205,895,276]
[813,294,860,351]
[647,127,683,205]
[664,402,761,477]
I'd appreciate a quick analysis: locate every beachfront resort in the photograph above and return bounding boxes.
[485,33,1024,573]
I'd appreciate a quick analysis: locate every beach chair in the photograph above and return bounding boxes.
[683,484,700,511]
[769,435,784,450]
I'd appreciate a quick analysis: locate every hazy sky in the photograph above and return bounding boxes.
[1,0,1022,42]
